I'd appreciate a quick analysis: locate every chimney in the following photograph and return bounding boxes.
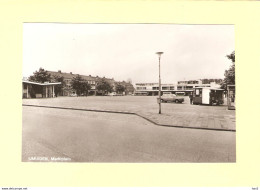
[89,75,91,77]
[70,72,73,74]
[58,70,61,73]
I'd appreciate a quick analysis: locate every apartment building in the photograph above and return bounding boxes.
[47,70,134,96]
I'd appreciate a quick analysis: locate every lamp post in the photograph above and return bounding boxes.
[156,52,163,114]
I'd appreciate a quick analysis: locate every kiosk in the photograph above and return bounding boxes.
[193,87,224,105]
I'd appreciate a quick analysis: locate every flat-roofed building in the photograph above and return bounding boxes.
[22,80,61,98]
[135,79,221,96]
[135,83,176,96]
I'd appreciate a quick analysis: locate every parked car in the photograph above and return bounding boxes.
[159,93,184,103]
[108,92,117,96]
[70,92,77,97]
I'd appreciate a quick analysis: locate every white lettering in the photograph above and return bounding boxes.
[51,157,71,161]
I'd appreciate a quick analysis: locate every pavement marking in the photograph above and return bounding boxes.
[23,104,236,132]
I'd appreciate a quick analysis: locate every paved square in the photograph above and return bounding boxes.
[23,96,236,131]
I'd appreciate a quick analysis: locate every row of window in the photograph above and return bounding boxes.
[178,80,200,84]
[136,86,210,91]
[136,85,212,91]
[136,83,157,86]
[136,87,147,90]
[137,86,192,90]
[137,86,190,90]
[162,87,175,90]
[64,79,96,85]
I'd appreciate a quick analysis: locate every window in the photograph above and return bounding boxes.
[137,87,146,90]
[152,87,159,90]
[162,86,170,90]
[65,79,71,84]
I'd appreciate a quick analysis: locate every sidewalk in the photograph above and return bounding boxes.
[22,96,236,131]
[137,106,236,131]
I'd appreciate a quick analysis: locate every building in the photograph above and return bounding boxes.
[135,83,175,96]
[22,80,61,98]
[135,79,221,96]
[227,85,235,110]
[47,70,99,96]
[46,70,135,96]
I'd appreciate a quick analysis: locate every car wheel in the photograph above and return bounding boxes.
[175,100,179,103]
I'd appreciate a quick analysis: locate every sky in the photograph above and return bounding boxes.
[23,23,234,85]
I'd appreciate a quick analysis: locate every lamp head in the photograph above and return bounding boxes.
[156,52,164,58]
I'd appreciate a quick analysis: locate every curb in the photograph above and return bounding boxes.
[22,104,236,132]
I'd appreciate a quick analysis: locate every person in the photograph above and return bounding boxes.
[189,93,193,104]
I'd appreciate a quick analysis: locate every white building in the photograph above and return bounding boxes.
[135,80,221,96]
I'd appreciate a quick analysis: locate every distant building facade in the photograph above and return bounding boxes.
[135,79,222,96]
[46,70,134,96]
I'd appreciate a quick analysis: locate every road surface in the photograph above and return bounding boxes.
[22,106,236,162]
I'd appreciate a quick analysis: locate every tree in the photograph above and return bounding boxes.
[96,78,113,95]
[221,51,235,89]
[52,75,64,97]
[71,75,91,96]
[115,84,126,94]
[28,68,51,83]
[126,78,132,84]
[202,79,209,84]
[227,51,235,63]
[81,80,92,96]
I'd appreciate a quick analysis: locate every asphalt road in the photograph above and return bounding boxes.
[22,106,236,162]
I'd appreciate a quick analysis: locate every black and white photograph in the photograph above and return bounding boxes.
[22,23,235,163]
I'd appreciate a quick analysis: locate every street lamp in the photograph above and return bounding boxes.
[156,52,164,114]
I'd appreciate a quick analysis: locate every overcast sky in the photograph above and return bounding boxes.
[23,23,234,84]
